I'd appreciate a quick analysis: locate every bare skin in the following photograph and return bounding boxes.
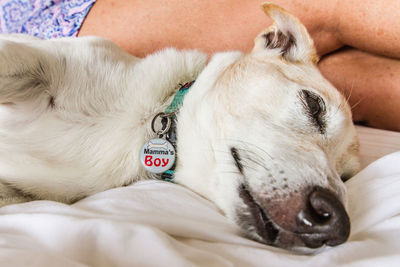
[78,0,400,131]
[320,48,400,132]
[78,0,341,56]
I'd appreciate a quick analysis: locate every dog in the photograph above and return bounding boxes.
[0,3,360,252]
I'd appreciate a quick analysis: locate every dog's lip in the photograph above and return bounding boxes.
[239,183,280,244]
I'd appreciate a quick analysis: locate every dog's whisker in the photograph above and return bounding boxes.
[196,146,270,174]
[197,141,272,168]
[345,81,354,105]
[334,80,355,118]
[221,138,274,160]
[217,158,261,173]
[218,170,243,176]
[241,155,271,173]
[226,163,259,173]
[350,96,365,110]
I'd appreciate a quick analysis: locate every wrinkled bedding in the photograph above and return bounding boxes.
[0,126,399,267]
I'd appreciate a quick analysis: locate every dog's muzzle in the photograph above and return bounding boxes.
[238,185,350,250]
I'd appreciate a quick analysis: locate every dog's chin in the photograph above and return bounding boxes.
[245,229,325,255]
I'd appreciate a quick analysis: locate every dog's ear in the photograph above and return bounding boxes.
[252,3,319,64]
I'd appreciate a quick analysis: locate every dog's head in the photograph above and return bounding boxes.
[175,3,360,251]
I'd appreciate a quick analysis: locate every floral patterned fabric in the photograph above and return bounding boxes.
[0,0,96,38]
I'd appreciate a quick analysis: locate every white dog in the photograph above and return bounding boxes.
[0,3,360,251]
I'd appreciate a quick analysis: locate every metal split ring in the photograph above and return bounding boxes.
[151,112,173,135]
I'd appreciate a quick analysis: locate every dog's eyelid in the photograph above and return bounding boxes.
[301,90,325,110]
[231,147,244,174]
[299,90,326,132]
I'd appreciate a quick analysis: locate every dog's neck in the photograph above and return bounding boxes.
[159,81,195,181]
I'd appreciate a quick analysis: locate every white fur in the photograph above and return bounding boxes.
[0,4,360,250]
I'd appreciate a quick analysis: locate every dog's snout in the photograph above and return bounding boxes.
[296,187,350,248]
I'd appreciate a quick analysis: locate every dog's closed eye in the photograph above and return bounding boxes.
[300,90,326,132]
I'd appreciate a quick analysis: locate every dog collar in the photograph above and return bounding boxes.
[139,81,194,182]
[161,81,194,181]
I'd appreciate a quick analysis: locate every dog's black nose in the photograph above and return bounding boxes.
[296,187,350,248]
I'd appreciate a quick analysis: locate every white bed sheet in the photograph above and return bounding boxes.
[0,126,399,267]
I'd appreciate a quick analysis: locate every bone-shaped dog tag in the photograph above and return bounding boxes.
[140,138,175,174]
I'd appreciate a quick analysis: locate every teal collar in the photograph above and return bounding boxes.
[161,81,194,181]
[165,81,194,114]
